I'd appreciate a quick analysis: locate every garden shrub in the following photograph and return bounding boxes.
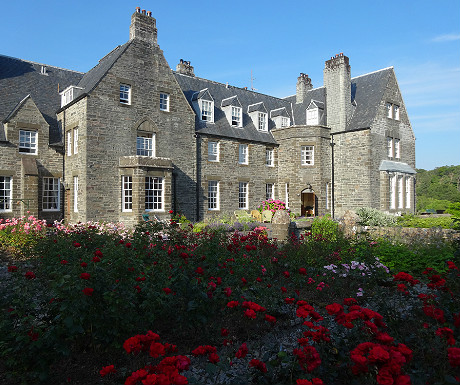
[396,214,454,229]
[311,215,341,242]
[356,207,397,227]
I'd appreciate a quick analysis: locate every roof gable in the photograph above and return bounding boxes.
[192,88,213,101]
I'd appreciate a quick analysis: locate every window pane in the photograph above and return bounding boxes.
[238,182,248,209]
[231,106,241,126]
[239,144,248,164]
[145,177,163,211]
[19,130,37,154]
[208,181,219,210]
[201,100,213,121]
[301,146,314,165]
[0,176,12,211]
[208,142,218,162]
[265,184,274,200]
[120,84,131,104]
[160,93,169,111]
[43,177,60,211]
[122,176,133,212]
[137,134,154,156]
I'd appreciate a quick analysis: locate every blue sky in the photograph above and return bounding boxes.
[2,0,459,170]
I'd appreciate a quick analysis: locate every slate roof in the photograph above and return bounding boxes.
[174,73,293,145]
[74,42,132,99]
[379,160,416,175]
[0,54,83,143]
[284,67,393,130]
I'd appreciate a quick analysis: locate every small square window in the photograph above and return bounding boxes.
[160,93,169,111]
[19,130,37,154]
[281,117,290,127]
[120,84,131,105]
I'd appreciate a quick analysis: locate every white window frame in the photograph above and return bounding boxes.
[387,137,393,158]
[394,138,400,159]
[398,175,404,209]
[208,141,219,162]
[386,103,393,119]
[266,148,274,167]
[73,127,78,155]
[301,145,314,166]
[265,183,274,201]
[306,108,319,125]
[145,176,164,212]
[42,177,60,211]
[405,177,411,209]
[120,84,131,105]
[67,131,72,156]
[137,133,155,157]
[394,105,400,120]
[19,129,37,154]
[160,93,169,112]
[73,176,78,213]
[258,112,268,132]
[239,144,248,165]
[0,176,12,212]
[238,182,248,210]
[281,117,290,128]
[390,174,396,210]
[208,181,219,210]
[122,176,133,212]
[231,106,242,127]
[200,99,214,122]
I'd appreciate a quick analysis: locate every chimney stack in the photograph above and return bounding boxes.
[296,73,313,104]
[323,53,352,133]
[130,8,157,46]
[176,59,195,77]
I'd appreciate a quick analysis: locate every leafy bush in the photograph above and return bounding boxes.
[356,207,397,227]
[311,215,341,242]
[396,214,454,229]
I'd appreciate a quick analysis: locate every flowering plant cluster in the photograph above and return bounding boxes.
[0,216,459,384]
[257,199,290,213]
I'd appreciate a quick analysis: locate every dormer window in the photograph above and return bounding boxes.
[60,85,83,107]
[192,89,215,123]
[232,106,242,127]
[222,96,242,128]
[201,100,213,121]
[258,112,267,132]
[270,107,291,129]
[306,100,324,125]
[248,102,268,132]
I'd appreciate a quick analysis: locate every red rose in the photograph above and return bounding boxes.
[244,309,257,319]
[100,365,116,377]
[8,265,18,272]
[249,359,267,373]
[83,287,94,296]
[25,271,36,279]
[149,342,166,358]
[235,343,248,359]
[92,256,101,262]
[80,273,90,280]
[448,347,460,367]
[94,249,103,258]
[208,352,220,364]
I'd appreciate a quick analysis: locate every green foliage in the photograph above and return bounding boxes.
[311,215,341,242]
[356,207,397,227]
[396,214,454,229]
[416,166,460,212]
[446,202,460,217]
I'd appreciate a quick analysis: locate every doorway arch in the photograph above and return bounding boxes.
[301,185,317,217]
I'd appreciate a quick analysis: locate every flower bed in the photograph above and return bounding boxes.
[0,216,459,384]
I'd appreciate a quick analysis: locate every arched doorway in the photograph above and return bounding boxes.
[301,185,316,217]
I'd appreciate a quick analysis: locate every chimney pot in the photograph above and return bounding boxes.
[136,7,140,12]
[142,9,146,14]
[147,11,151,16]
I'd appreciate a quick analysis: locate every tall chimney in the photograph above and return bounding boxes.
[176,59,195,77]
[296,73,313,104]
[129,8,157,46]
[323,53,352,133]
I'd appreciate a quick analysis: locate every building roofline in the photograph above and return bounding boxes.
[351,66,393,80]
[0,53,84,74]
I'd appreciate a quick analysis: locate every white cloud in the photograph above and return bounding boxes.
[430,33,460,43]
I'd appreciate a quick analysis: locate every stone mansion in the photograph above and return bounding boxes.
[0,8,416,226]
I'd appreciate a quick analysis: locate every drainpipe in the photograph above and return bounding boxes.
[330,135,335,219]
[195,133,200,222]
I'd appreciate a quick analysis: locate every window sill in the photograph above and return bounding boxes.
[43,209,60,212]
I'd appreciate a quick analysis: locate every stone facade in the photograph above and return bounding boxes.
[0,9,417,225]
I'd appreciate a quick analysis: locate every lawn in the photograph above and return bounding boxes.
[0,215,459,385]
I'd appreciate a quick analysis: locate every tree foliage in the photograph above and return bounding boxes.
[416,165,460,212]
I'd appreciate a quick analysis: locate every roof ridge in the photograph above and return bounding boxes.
[0,54,84,74]
[352,66,393,80]
[173,71,290,102]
